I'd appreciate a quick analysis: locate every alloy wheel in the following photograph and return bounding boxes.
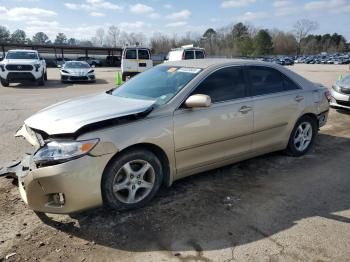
[293,121,313,152]
[112,160,155,204]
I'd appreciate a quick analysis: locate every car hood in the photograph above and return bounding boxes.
[24,93,155,135]
[62,68,92,75]
[3,59,38,64]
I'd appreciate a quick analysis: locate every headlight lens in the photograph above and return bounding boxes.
[88,69,94,74]
[61,69,70,74]
[33,139,99,165]
[0,64,5,72]
[332,85,341,92]
[34,63,41,71]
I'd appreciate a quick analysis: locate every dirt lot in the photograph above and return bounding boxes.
[0,64,349,262]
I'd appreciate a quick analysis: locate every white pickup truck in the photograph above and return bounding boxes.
[0,49,47,87]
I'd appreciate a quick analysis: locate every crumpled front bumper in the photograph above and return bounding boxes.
[1,152,113,214]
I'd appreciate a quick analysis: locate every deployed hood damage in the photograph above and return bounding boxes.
[21,92,155,138]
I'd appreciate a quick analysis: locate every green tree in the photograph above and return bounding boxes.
[253,29,273,56]
[0,26,10,42]
[232,22,249,39]
[238,37,254,56]
[203,28,217,38]
[10,29,26,44]
[32,32,50,44]
[54,33,67,45]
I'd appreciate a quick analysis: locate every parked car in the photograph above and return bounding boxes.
[284,58,294,65]
[60,61,95,83]
[330,74,350,109]
[55,58,68,68]
[77,56,102,67]
[105,55,121,67]
[166,45,205,62]
[2,59,330,214]
[121,47,153,81]
[0,49,47,87]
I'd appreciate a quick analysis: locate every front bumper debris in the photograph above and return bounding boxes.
[0,154,32,178]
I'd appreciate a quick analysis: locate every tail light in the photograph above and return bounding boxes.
[324,90,331,102]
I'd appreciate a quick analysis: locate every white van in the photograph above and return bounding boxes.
[121,47,153,81]
[166,45,205,62]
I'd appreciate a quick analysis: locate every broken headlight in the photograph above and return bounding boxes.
[33,139,99,165]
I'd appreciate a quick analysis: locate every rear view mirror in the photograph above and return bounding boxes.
[185,94,211,108]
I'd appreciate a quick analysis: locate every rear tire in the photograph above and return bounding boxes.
[102,149,163,211]
[286,115,317,157]
[44,71,48,81]
[0,78,9,87]
[122,73,126,82]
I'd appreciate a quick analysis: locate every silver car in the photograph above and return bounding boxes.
[60,61,95,83]
[2,59,330,214]
[330,74,350,110]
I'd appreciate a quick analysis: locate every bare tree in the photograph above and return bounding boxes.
[106,25,120,47]
[95,28,105,47]
[293,19,318,55]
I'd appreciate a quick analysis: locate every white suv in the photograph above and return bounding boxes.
[166,45,205,62]
[0,49,47,87]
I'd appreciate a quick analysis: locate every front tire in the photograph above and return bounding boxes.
[286,115,317,156]
[0,78,9,87]
[102,149,163,211]
[37,74,45,86]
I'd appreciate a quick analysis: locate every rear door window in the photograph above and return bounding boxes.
[125,49,137,59]
[283,77,301,91]
[246,66,285,96]
[184,51,194,60]
[138,49,150,60]
[195,51,205,59]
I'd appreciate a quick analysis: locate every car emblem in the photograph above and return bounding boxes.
[17,65,22,69]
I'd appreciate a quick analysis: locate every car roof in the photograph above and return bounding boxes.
[162,58,273,69]
[8,49,38,53]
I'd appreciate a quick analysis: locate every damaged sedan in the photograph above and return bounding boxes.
[0,59,330,214]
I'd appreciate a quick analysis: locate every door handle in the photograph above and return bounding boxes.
[295,95,304,102]
[239,106,252,113]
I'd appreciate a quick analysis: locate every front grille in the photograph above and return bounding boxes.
[70,76,88,81]
[340,87,350,95]
[7,72,35,81]
[336,100,350,107]
[6,64,33,71]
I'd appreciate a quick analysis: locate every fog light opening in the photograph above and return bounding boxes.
[48,193,65,207]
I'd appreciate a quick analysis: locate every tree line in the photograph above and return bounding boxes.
[0,19,348,56]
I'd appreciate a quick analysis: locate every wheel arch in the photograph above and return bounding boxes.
[102,143,172,189]
[298,112,318,128]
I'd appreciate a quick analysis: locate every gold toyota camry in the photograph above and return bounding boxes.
[1,59,330,214]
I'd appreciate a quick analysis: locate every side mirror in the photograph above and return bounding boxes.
[57,65,61,68]
[185,94,211,108]
[91,64,96,68]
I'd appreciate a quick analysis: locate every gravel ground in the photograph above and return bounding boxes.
[0,64,349,262]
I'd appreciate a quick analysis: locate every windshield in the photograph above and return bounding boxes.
[6,51,38,60]
[112,66,201,106]
[340,75,350,85]
[64,62,90,69]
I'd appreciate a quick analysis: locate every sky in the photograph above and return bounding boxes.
[0,0,349,41]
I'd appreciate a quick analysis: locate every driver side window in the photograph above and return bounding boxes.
[192,66,247,103]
